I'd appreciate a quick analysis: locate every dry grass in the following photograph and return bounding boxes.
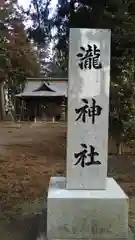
[0,122,66,212]
[0,121,135,238]
[0,121,135,207]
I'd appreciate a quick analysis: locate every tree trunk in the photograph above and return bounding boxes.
[0,81,6,120]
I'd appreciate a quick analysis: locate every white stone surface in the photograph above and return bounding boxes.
[49,228,134,240]
[66,28,111,190]
[47,177,129,240]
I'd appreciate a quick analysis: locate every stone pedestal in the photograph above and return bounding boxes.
[46,28,133,240]
[47,177,133,240]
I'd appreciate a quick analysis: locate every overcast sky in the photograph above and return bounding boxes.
[18,0,57,10]
[18,0,58,28]
[18,0,57,54]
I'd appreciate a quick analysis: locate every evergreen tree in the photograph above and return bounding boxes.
[0,0,40,119]
[27,0,52,75]
[53,0,135,151]
[21,0,135,150]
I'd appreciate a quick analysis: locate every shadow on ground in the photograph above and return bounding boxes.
[0,198,47,240]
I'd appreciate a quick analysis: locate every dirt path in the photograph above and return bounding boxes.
[0,121,134,239]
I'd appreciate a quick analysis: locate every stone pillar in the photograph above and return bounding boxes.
[47,28,133,240]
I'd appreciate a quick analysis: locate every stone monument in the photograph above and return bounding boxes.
[47,28,133,239]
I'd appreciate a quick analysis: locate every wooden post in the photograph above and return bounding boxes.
[60,97,66,121]
[34,102,37,122]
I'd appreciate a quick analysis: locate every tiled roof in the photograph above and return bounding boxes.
[15,80,68,97]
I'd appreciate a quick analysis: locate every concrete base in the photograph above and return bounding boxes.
[47,177,129,239]
[48,228,134,240]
